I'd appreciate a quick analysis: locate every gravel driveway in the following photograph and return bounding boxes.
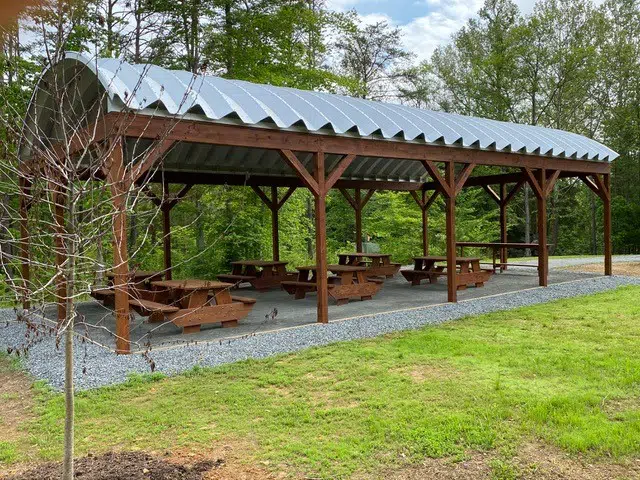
[2,273,639,391]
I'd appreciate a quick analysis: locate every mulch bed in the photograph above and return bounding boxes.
[3,451,221,480]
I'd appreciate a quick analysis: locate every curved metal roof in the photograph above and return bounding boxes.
[24,52,618,166]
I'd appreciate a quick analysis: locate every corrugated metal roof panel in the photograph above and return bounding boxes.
[46,53,622,164]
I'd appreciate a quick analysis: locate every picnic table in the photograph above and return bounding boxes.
[282,264,383,305]
[90,270,164,306]
[456,242,550,272]
[126,279,256,334]
[401,255,492,290]
[218,260,296,291]
[338,253,401,278]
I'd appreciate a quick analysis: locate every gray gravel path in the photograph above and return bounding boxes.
[517,254,640,269]
[1,275,639,391]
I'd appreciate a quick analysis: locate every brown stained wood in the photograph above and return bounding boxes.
[454,163,476,195]
[355,188,363,252]
[328,282,382,302]
[251,185,273,208]
[545,169,561,196]
[499,183,508,271]
[325,154,356,192]
[483,185,501,204]
[78,113,613,175]
[523,168,543,198]
[537,169,548,287]
[592,174,611,201]
[277,187,297,209]
[314,151,329,324]
[579,174,602,198]
[503,180,525,205]
[271,186,280,260]
[362,189,376,207]
[445,161,457,302]
[106,137,131,354]
[604,173,612,276]
[167,302,252,328]
[279,149,320,196]
[422,160,451,196]
[456,271,492,288]
[129,139,175,185]
[339,188,357,209]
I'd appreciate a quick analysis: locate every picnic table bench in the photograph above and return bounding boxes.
[401,256,492,290]
[456,242,551,272]
[90,270,164,306]
[337,253,401,278]
[218,260,296,291]
[282,264,383,305]
[128,280,256,334]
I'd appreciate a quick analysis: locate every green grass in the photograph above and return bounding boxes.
[3,286,640,477]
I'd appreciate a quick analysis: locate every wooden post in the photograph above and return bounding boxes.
[107,138,131,354]
[271,186,280,261]
[603,173,612,276]
[537,169,548,287]
[19,178,31,309]
[314,152,329,324]
[355,188,363,252]
[445,162,457,303]
[499,183,507,271]
[421,190,428,256]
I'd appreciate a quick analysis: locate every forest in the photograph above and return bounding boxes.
[1,0,640,284]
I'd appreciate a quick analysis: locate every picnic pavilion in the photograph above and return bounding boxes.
[18,53,617,353]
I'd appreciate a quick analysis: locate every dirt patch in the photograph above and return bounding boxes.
[513,442,640,479]
[0,358,35,444]
[364,442,640,479]
[2,451,220,480]
[565,262,640,276]
[394,363,460,383]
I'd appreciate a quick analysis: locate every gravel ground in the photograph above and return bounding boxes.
[515,254,640,268]
[1,275,639,391]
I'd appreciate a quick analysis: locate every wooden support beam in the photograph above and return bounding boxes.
[444,162,457,302]
[454,163,476,195]
[314,152,329,324]
[355,189,363,252]
[603,174,612,276]
[536,169,548,287]
[483,185,501,204]
[129,139,175,185]
[271,186,280,261]
[279,149,320,196]
[503,180,525,205]
[106,137,131,354]
[421,190,429,255]
[325,154,356,191]
[252,185,297,260]
[545,169,561,197]
[499,183,508,271]
[422,160,451,196]
[339,188,357,209]
[362,189,376,208]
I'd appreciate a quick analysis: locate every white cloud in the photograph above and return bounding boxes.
[401,0,483,62]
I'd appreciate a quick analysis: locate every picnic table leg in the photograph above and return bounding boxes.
[457,262,469,290]
[213,287,239,328]
[472,260,484,287]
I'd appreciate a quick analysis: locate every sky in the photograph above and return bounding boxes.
[325,0,541,62]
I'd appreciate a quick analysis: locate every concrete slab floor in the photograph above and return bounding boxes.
[57,268,601,352]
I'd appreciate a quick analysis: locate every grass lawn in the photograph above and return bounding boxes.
[3,286,640,478]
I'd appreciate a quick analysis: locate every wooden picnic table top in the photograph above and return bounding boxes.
[456,242,549,248]
[414,256,481,262]
[297,264,367,272]
[231,260,288,267]
[338,252,391,258]
[151,279,233,290]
